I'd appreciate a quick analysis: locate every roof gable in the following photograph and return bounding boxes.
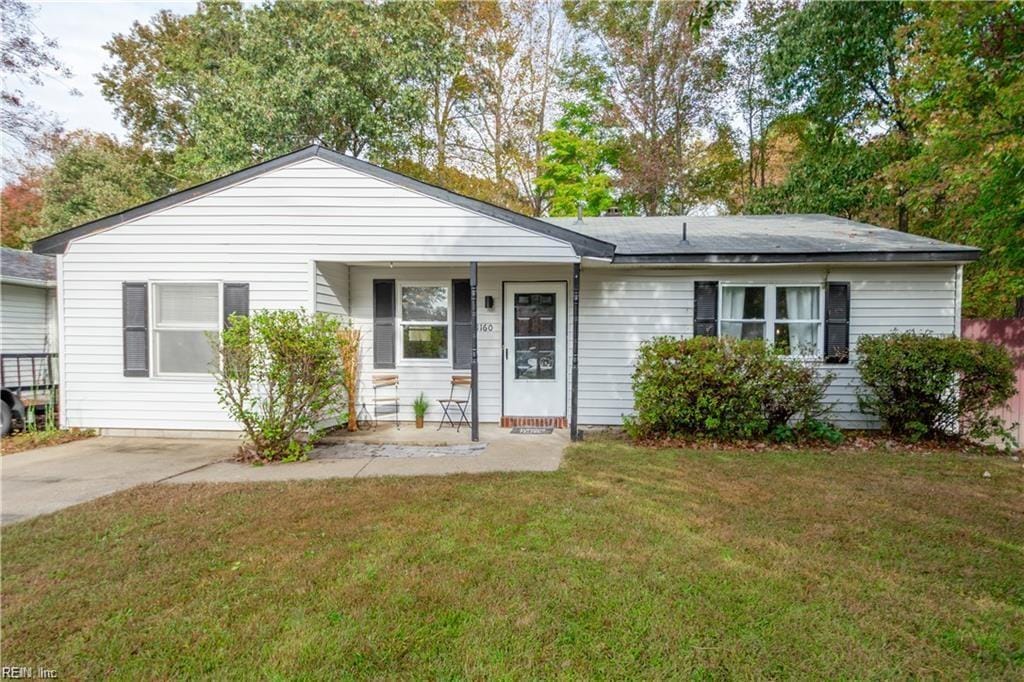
[33,146,615,258]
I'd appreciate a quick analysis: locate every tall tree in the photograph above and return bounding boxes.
[38,131,175,233]
[765,0,916,229]
[100,1,446,182]
[722,0,790,208]
[460,0,568,215]
[564,0,725,215]
[894,1,1024,317]
[0,0,77,172]
[0,173,43,248]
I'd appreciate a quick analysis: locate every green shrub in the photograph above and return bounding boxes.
[625,336,834,441]
[857,332,1017,447]
[212,309,341,462]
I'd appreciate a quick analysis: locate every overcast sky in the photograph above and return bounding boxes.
[16,1,197,140]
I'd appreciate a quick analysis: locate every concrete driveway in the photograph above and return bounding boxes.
[1,437,235,525]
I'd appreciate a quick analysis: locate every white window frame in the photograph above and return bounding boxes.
[397,281,451,365]
[150,280,223,379]
[719,283,825,359]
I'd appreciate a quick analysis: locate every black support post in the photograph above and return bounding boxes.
[470,261,479,442]
[570,262,581,441]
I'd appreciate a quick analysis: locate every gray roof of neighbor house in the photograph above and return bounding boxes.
[544,214,981,264]
[1,247,56,286]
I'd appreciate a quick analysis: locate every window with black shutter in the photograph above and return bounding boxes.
[223,283,249,328]
[693,281,719,337]
[824,282,850,364]
[123,282,149,377]
[373,279,396,368]
[451,279,472,369]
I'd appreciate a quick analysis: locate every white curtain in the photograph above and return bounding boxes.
[783,287,818,320]
[722,287,753,319]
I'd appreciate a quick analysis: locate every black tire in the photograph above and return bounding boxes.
[1,401,11,438]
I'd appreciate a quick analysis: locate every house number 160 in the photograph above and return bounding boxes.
[478,323,494,333]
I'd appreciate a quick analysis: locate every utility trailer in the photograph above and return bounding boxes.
[1,353,58,436]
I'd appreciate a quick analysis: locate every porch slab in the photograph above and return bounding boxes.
[163,424,566,484]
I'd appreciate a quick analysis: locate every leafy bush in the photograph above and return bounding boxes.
[213,310,341,462]
[625,336,834,441]
[857,332,1017,446]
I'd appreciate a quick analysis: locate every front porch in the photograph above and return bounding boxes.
[314,259,584,442]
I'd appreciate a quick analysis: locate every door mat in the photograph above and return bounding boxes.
[511,426,553,435]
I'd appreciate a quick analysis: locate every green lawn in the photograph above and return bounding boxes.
[2,441,1022,679]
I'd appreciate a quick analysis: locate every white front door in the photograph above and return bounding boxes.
[503,282,567,417]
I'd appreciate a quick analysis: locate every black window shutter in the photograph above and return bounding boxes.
[693,281,719,337]
[123,282,149,377]
[373,279,396,369]
[223,283,250,328]
[451,279,472,369]
[824,282,850,364]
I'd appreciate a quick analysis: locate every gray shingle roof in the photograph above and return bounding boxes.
[1,247,56,285]
[542,214,981,263]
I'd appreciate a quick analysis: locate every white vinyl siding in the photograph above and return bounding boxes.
[1,283,56,354]
[576,265,959,429]
[58,157,577,431]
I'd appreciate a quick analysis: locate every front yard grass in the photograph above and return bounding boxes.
[2,442,1022,678]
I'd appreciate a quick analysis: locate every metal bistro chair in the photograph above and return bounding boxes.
[438,375,472,432]
[370,374,400,430]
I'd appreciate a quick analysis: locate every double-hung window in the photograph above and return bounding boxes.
[152,282,220,376]
[774,286,821,357]
[399,284,449,361]
[720,284,823,357]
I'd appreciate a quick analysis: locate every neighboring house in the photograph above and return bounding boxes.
[1,247,58,434]
[33,146,979,439]
[1,247,57,356]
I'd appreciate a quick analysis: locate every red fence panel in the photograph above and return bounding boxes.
[962,319,1023,448]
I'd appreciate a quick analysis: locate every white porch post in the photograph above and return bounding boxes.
[470,261,479,442]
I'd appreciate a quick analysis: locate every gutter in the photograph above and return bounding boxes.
[1,276,57,288]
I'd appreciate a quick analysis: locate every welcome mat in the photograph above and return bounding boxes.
[511,426,553,435]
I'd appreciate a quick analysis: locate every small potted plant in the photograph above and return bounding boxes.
[413,392,429,429]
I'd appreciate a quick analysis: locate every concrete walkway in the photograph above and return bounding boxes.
[1,437,234,525]
[167,424,567,483]
[1,426,566,524]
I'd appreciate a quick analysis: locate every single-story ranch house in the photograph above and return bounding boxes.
[33,145,980,440]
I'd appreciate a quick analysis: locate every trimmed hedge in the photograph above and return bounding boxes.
[625,336,834,441]
[857,332,1017,446]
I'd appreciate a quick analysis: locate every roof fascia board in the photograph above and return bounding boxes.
[611,250,981,265]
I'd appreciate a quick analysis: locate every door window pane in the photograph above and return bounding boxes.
[156,330,216,374]
[402,325,448,359]
[515,337,555,380]
[514,293,556,336]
